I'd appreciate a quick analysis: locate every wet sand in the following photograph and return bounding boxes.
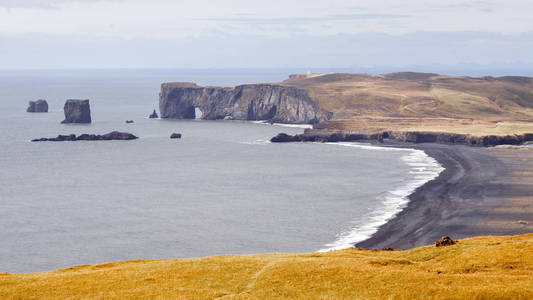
[357,143,533,249]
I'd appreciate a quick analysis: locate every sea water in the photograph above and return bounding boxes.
[0,69,442,273]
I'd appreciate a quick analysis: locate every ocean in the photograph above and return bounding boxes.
[0,69,443,273]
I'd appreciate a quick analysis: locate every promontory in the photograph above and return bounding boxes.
[159,82,332,124]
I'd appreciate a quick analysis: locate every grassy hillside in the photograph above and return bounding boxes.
[283,73,533,136]
[2,234,532,299]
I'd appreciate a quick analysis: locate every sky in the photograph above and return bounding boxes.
[0,0,532,71]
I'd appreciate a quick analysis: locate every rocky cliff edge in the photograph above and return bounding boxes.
[159,82,333,124]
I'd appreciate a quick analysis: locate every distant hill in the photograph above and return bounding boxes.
[281,72,533,136]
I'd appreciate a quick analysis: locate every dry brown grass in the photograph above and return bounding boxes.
[282,72,533,136]
[315,117,533,137]
[2,234,533,299]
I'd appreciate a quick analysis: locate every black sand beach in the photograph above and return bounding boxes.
[357,143,533,250]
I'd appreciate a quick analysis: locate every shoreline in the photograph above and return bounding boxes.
[356,142,533,249]
[319,142,444,251]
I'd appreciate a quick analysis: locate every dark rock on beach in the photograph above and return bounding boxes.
[27,100,48,112]
[149,109,158,118]
[61,99,91,124]
[170,133,182,139]
[31,131,138,142]
[435,236,456,247]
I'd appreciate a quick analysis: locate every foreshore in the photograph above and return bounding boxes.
[357,142,533,249]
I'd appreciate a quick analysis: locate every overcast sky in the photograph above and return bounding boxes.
[1,0,532,70]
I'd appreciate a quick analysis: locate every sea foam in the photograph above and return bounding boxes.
[319,142,444,252]
[250,120,313,129]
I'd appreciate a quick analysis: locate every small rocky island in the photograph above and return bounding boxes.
[149,109,158,118]
[26,100,48,112]
[61,99,91,124]
[31,131,138,142]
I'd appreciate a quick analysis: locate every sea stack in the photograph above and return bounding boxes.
[26,100,48,112]
[61,99,91,124]
[149,109,159,118]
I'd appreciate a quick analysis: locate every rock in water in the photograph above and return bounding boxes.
[61,99,91,124]
[170,133,182,139]
[31,131,138,142]
[27,99,48,112]
[149,109,159,118]
[435,236,457,247]
[100,131,138,140]
[270,133,302,142]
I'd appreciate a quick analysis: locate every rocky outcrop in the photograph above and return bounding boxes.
[149,109,158,118]
[270,133,301,142]
[270,131,533,147]
[170,133,182,139]
[27,100,48,112]
[435,236,457,247]
[31,131,137,142]
[61,99,91,124]
[159,82,333,124]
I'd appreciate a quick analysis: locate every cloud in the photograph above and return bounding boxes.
[1,31,533,70]
[0,0,112,9]
[0,0,532,39]
[197,13,410,24]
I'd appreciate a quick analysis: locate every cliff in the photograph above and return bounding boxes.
[159,82,332,124]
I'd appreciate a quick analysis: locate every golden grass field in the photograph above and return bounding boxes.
[2,234,532,299]
[283,72,533,136]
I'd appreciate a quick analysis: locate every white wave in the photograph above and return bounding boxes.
[250,120,313,129]
[318,142,444,252]
[273,123,313,129]
[240,139,271,145]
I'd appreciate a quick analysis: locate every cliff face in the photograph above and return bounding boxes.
[159,83,333,124]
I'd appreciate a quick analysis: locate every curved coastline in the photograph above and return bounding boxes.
[356,143,510,250]
[319,142,444,251]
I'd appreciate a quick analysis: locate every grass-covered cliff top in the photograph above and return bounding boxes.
[283,72,533,136]
[1,234,532,299]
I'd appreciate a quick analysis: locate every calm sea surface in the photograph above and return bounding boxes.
[0,69,442,273]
